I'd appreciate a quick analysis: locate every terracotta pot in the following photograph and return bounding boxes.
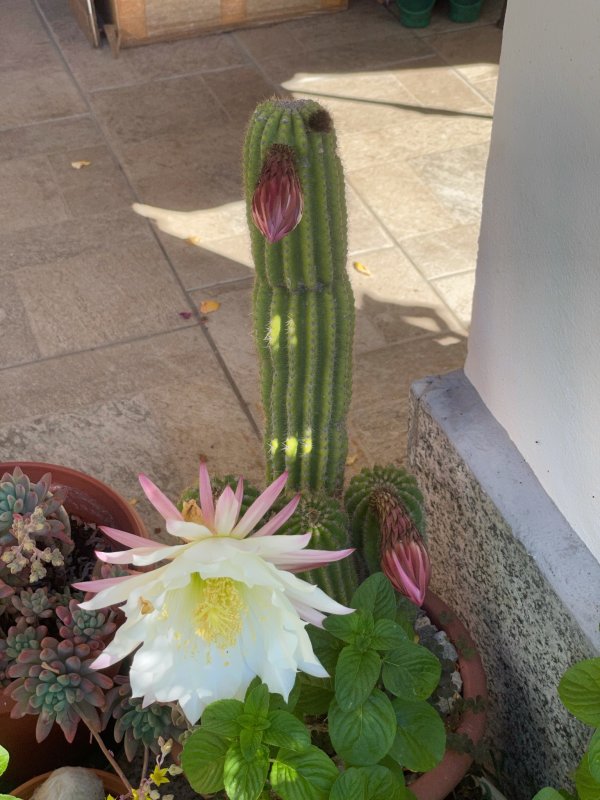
[410,591,488,800]
[0,461,148,790]
[11,768,126,799]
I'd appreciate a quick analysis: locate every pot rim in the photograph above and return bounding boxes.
[10,767,126,799]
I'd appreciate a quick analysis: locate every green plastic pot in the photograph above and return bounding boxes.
[449,0,483,23]
[395,0,436,28]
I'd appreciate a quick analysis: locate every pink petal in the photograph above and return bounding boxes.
[100,525,155,550]
[214,485,239,534]
[138,474,183,522]
[232,471,288,538]
[199,462,215,528]
[72,575,132,594]
[252,494,300,538]
[274,547,355,572]
[91,651,120,670]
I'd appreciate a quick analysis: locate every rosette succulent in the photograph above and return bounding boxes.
[56,598,116,651]
[0,466,71,539]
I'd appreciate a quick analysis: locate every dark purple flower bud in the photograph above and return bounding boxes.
[372,490,431,607]
[252,144,303,244]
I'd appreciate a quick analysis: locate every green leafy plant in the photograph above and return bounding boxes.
[532,657,600,800]
[0,744,21,800]
[181,573,446,800]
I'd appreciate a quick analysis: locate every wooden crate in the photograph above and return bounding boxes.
[104,0,348,48]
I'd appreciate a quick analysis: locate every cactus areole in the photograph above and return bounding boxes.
[244,99,354,494]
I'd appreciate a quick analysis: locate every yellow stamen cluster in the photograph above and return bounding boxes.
[182,498,204,524]
[194,577,245,648]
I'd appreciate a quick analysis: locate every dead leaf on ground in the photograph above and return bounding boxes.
[71,160,91,170]
[353,261,372,277]
[345,454,358,466]
[199,300,221,314]
[128,497,139,506]
[185,236,200,245]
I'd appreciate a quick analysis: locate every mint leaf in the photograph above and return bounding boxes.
[329,689,397,766]
[576,752,600,800]
[325,610,370,644]
[308,624,344,673]
[335,645,381,711]
[244,682,270,722]
[382,640,441,700]
[351,573,396,620]
[264,710,311,752]
[532,791,569,800]
[388,697,445,772]
[201,698,244,738]
[330,767,367,800]
[588,729,600,781]
[224,741,269,800]
[371,618,409,650]
[559,659,600,726]
[359,764,406,800]
[271,745,339,800]
[239,727,263,760]
[0,746,8,778]
[181,729,228,794]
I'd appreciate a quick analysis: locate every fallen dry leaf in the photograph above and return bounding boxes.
[345,454,358,466]
[353,261,372,277]
[185,236,200,245]
[199,300,221,314]
[71,160,91,170]
[128,497,139,506]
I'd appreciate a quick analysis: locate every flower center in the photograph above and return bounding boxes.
[193,577,245,648]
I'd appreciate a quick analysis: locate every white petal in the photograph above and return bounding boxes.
[214,485,240,534]
[231,471,288,538]
[166,520,213,541]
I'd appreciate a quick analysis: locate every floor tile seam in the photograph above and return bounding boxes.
[230,30,289,97]
[30,0,263,441]
[428,266,476,282]
[345,173,470,333]
[351,329,468,365]
[185,276,255,294]
[0,111,92,135]
[85,62,253,96]
[405,137,491,172]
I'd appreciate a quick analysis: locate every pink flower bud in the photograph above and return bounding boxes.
[252,144,303,244]
[372,490,431,606]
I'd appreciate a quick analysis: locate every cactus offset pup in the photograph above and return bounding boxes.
[245,98,354,495]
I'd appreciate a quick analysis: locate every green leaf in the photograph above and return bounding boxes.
[0,746,8,778]
[295,676,335,716]
[335,645,381,711]
[270,745,339,800]
[576,752,600,800]
[308,625,344,674]
[382,640,442,700]
[201,698,244,738]
[351,573,396,620]
[0,795,20,800]
[330,768,367,800]
[264,710,311,752]
[532,790,569,800]
[359,764,406,800]
[223,741,269,800]
[181,729,228,794]
[371,618,409,650]
[558,658,600,725]
[589,729,600,782]
[244,682,270,721]
[240,727,263,760]
[329,689,397,766]
[388,697,446,772]
[325,610,372,644]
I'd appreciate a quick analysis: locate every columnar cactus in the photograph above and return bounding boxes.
[245,98,354,494]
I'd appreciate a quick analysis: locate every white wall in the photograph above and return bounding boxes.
[465,0,600,562]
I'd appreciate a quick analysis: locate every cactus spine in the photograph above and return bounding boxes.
[244,99,354,495]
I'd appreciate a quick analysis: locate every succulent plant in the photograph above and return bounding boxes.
[245,98,354,493]
[104,677,186,761]
[56,598,116,651]
[10,586,66,624]
[7,636,113,743]
[0,466,71,540]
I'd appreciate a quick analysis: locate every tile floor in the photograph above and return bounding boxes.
[0,0,503,532]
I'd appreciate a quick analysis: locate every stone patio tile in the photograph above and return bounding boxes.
[0,66,86,128]
[0,0,60,70]
[0,327,264,530]
[349,246,464,353]
[0,155,70,234]
[472,76,498,105]
[202,66,280,123]
[0,274,42,368]
[46,144,135,217]
[430,270,476,327]
[346,183,392,254]
[48,17,247,91]
[0,116,102,163]
[349,333,467,463]
[423,24,503,83]
[0,211,150,273]
[90,76,228,148]
[232,23,308,62]
[259,35,434,86]
[347,160,455,240]
[408,141,489,224]
[338,107,492,172]
[11,237,193,359]
[132,168,244,220]
[391,56,491,112]
[400,222,480,278]
[161,232,254,290]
